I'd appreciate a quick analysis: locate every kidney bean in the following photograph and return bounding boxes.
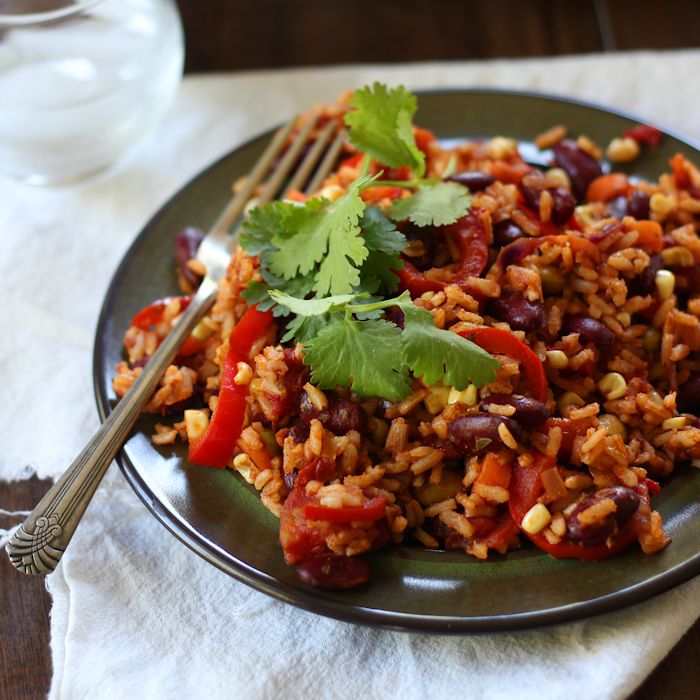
[297,555,371,589]
[479,393,549,427]
[174,228,205,289]
[566,486,639,545]
[521,184,575,227]
[487,296,545,332]
[299,393,319,424]
[299,394,365,434]
[283,470,298,491]
[553,139,603,200]
[628,190,651,220]
[564,315,615,346]
[493,219,526,248]
[628,254,663,297]
[677,373,700,413]
[325,399,366,434]
[447,170,496,191]
[448,414,522,456]
[288,423,310,444]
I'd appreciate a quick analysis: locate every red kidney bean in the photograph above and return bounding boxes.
[628,254,662,297]
[448,414,522,456]
[325,399,366,434]
[447,170,496,191]
[487,296,545,332]
[521,183,575,226]
[493,219,526,248]
[564,315,615,346]
[174,228,205,288]
[479,393,549,427]
[299,394,365,434]
[283,470,298,491]
[566,486,639,545]
[553,139,603,199]
[297,555,371,589]
[677,373,700,413]
[628,190,651,220]
[288,423,310,444]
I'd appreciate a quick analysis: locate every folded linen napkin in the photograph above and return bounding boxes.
[2,50,700,699]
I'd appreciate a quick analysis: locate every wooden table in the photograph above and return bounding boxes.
[4,1,700,696]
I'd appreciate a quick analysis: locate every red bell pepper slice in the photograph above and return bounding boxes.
[396,209,489,297]
[623,124,662,147]
[509,452,637,560]
[131,296,203,358]
[188,306,273,468]
[304,495,387,523]
[459,327,548,402]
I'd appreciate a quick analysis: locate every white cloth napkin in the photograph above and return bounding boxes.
[2,50,700,699]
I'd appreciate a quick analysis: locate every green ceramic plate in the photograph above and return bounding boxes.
[94,89,700,632]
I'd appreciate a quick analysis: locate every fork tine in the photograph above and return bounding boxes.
[208,119,296,238]
[257,114,320,206]
[284,118,337,195]
[305,128,347,195]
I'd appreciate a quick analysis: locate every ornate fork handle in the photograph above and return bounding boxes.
[6,277,218,575]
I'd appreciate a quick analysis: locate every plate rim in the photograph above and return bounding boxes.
[93,86,700,633]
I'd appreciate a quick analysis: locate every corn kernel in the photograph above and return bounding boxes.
[599,372,627,400]
[184,409,209,441]
[448,384,478,406]
[598,413,627,439]
[650,192,675,219]
[655,269,676,300]
[662,416,686,430]
[232,453,257,483]
[661,246,695,267]
[546,349,569,369]
[521,503,552,535]
[486,136,517,160]
[545,167,571,190]
[557,391,585,414]
[191,320,213,341]
[642,327,662,352]
[606,137,640,163]
[233,361,253,386]
[424,385,451,414]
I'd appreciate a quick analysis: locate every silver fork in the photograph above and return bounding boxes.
[6,115,347,575]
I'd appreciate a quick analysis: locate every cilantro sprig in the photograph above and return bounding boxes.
[238,82,498,403]
[345,83,426,177]
[270,290,499,401]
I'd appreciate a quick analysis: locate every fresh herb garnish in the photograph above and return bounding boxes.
[388,181,472,227]
[344,82,426,177]
[270,290,499,401]
[238,81,496,403]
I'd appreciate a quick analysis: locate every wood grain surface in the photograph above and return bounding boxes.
[3,0,700,697]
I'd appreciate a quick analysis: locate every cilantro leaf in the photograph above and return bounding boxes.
[388,182,472,227]
[344,83,425,177]
[267,176,373,295]
[270,290,359,316]
[303,317,412,401]
[397,301,499,389]
[242,269,315,315]
[239,201,288,256]
[355,207,405,294]
[281,313,331,344]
